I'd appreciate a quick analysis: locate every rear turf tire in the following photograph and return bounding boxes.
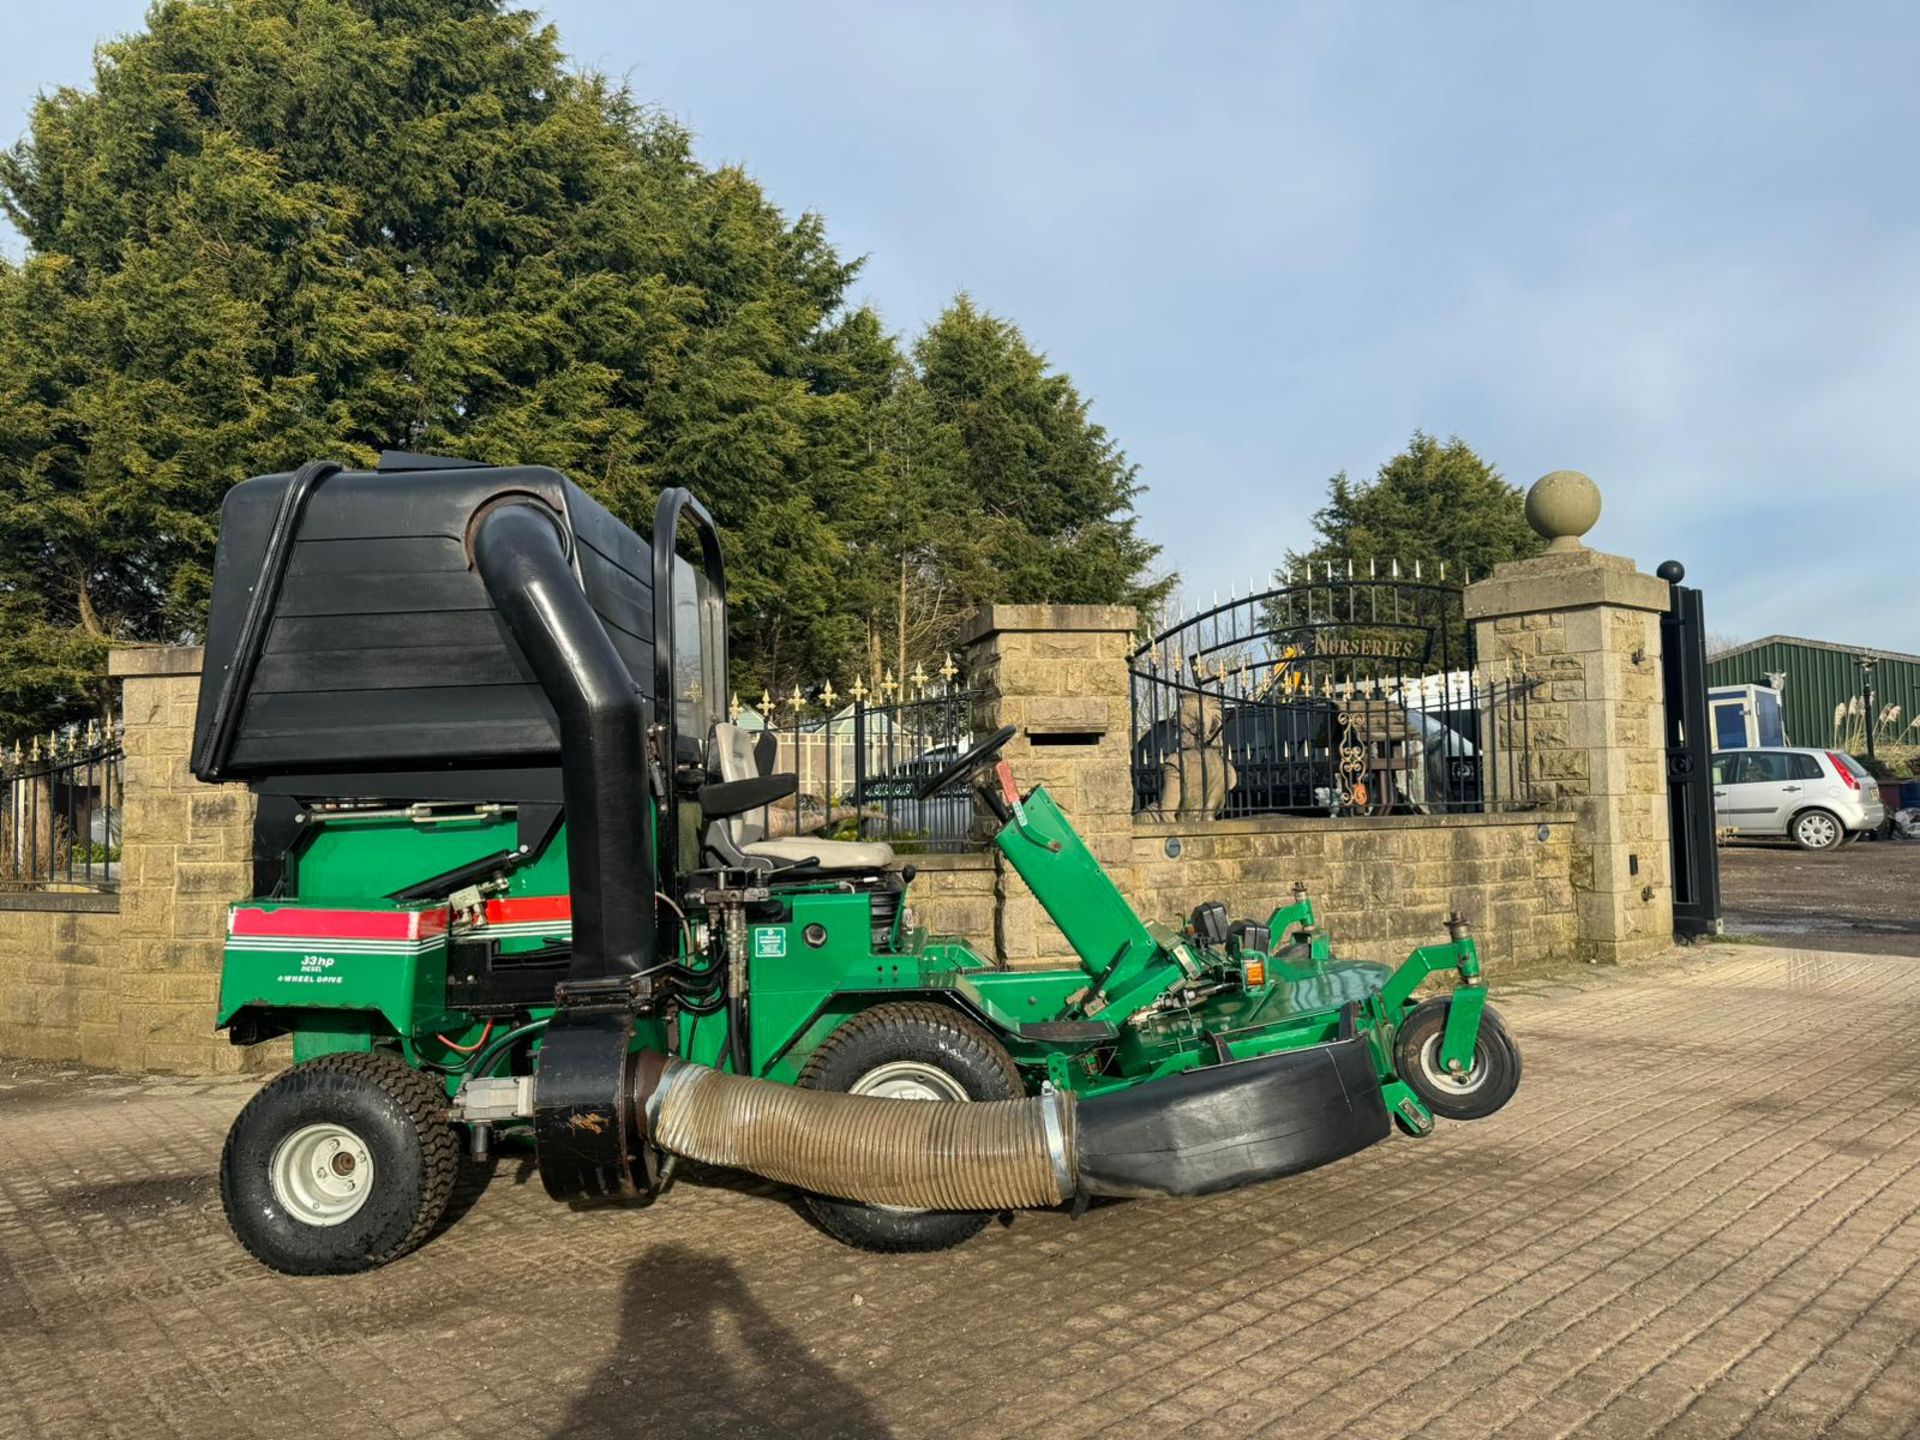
[1394,997,1521,1122]
[797,1002,1023,1253]
[220,1050,460,1275]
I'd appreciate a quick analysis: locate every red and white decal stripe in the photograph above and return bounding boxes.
[225,896,573,955]
[481,895,574,941]
[483,896,571,926]
[226,905,450,955]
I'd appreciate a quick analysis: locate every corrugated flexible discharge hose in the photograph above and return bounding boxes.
[644,1057,1075,1211]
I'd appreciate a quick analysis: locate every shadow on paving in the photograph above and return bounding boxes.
[554,1243,893,1440]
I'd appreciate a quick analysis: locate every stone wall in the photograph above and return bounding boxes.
[1126,812,1576,974]
[0,648,266,1074]
[908,813,1575,977]
[0,897,119,1063]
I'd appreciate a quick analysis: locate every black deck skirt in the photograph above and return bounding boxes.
[1075,1036,1391,1199]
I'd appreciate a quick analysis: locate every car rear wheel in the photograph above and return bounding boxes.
[1790,808,1844,851]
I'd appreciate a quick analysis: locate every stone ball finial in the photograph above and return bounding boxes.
[1525,470,1601,552]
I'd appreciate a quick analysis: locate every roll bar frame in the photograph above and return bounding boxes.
[650,487,730,884]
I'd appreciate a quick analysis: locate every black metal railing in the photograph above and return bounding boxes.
[1130,570,1538,820]
[0,719,124,891]
[743,671,986,854]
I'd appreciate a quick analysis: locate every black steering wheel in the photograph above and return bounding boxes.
[914,724,1020,801]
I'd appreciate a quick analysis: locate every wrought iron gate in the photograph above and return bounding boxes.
[1129,566,1539,821]
[1656,559,1722,938]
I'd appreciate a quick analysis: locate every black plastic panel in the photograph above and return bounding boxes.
[193,461,653,782]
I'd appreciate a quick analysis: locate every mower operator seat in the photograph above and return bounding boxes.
[707,723,895,872]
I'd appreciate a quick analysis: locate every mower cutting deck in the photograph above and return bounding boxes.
[195,454,1521,1274]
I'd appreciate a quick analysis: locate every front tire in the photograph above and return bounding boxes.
[797,1003,1022,1253]
[1394,997,1521,1122]
[220,1051,460,1275]
[1791,808,1844,851]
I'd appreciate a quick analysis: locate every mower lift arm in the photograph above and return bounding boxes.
[1378,919,1486,1074]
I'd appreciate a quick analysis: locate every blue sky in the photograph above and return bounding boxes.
[4,2,1916,652]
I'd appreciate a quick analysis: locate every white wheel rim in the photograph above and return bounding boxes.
[849,1061,969,1212]
[1798,814,1837,847]
[269,1122,375,1226]
[1417,1034,1490,1097]
[850,1060,970,1103]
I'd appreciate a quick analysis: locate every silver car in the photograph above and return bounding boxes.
[1711,747,1887,850]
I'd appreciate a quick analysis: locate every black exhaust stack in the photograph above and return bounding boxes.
[471,500,654,982]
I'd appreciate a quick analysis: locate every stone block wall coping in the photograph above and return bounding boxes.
[1465,553,1670,621]
[0,892,121,913]
[898,852,996,874]
[108,646,207,678]
[957,604,1140,645]
[1133,809,1578,841]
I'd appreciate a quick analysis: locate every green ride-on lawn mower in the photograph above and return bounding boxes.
[194,453,1521,1275]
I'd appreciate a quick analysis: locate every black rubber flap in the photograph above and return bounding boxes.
[1076,1035,1390,1199]
[533,1012,640,1201]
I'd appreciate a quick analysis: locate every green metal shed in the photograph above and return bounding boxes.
[1706,635,1920,753]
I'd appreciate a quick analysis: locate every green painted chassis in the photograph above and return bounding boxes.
[217,784,1490,1137]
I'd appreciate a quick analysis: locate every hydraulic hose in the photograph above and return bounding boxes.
[642,1057,1075,1211]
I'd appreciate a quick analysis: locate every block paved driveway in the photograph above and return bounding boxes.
[4,944,1920,1440]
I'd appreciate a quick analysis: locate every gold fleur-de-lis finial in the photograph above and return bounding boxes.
[759,689,772,715]
[938,652,958,684]
[850,675,868,702]
[30,735,41,761]
[85,718,100,746]
[880,668,897,700]
[910,662,928,695]
[728,692,742,721]
[820,680,837,710]
[787,684,806,714]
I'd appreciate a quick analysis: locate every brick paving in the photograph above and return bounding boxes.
[3,944,1920,1440]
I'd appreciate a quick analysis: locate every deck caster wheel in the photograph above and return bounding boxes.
[797,1002,1022,1253]
[1394,998,1521,1122]
[220,1051,460,1275]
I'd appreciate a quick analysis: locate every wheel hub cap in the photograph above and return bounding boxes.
[1417,1035,1489,1095]
[849,1060,970,1103]
[270,1122,375,1227]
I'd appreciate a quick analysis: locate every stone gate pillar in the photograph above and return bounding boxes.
[959,605,1138,967]
[1464,472,1674,964]
[109,647,263,1071]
